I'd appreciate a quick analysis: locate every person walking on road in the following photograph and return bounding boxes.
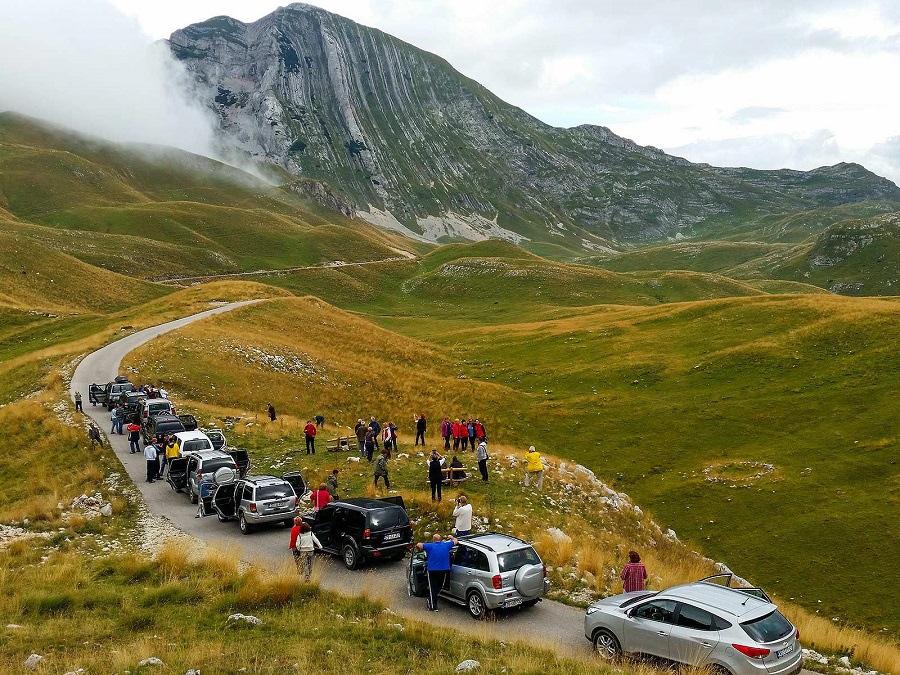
[417,533,458,611]
[304,420,317,454]
[74,391,83,412]
[524,445,544,491]
[415,413,426,446]
[290,518,322,581]
[475,438,489,482]
[88,423,103,448]
[453,495,472,536]
[144,437,159,483]
[326,469,340,500]
[428,450,444,502]
[621,550,648,592]
[126,421,141,454]
[374,449,390,489]
[267,402,277,422]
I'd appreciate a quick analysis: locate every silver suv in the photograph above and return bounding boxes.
[408,533,549,619]
[584,574,802,675]
[211,474,304,534]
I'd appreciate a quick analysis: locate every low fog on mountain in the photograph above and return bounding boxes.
[0,0,217,158]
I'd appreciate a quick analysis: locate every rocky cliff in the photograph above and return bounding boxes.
[168,4,900,251]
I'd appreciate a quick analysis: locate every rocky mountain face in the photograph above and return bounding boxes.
[168,4,900,252]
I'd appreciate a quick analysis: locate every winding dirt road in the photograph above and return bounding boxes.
[69,301,595,662]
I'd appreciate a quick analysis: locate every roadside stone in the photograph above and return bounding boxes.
[24,654,44,669]
[100,503,113,517]
[138,657,164,666]
[456,660,480,672]
[839,657,852,667]
[227,613,262,625]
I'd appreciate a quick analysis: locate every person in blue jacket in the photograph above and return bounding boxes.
[417,533,458,611]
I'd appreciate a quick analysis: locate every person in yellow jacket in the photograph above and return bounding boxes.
[163,435,181,479]
[524,445,544,491]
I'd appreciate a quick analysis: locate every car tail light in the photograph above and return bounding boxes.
[373,551,380,556]
[363,528,370,539]
[492,575,502,589]
[294,496,299,507]
[732,644,770,659]
[795,628,800,641]
[543,564,547,578]
[249,503,257,513]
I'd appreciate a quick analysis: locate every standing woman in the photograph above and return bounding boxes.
[475,438,489,482]
[452,418,462,451]
[428,450,444,502]
[304,419,317,454]
[365,426,376,462]
[441,416,451,450]
[290,518,322,581]
[620,551,648,592]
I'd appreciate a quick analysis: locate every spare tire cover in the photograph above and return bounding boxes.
[514,564,544,598]
[213,466,237,486]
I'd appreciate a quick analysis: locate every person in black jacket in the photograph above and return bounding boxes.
[415,413,426,446]
[428,450,444,502]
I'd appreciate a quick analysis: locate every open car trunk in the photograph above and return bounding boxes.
[282,471,306,497]
[228,449,250,478]
[178,414,198,431]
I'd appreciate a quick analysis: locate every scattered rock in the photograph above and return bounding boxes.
[455,660,480,672]
[839,656,851,667]
[185,670,201,675]
[347,456,360,463]
[227,613,262,625]
[6,624,23,629]
[138,657,164,666]
[24,654,43,669]
[63,670,85,675]
[100,503,113,518]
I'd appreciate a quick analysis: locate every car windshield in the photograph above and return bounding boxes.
[203,458,236,474]
[368,508,408,529]
[497,546,541,572]
[256,485,293,500]
[740,610,793,643]
[182,439,211,453]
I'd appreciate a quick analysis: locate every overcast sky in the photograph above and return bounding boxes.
[8,0,900,183]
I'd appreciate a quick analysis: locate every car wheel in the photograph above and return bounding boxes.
[592,628,622,660]
[466,590,489,620]
[342,544,359,570]
[710,666,732,675]
[189,489,198,504]
[239,513,253,535]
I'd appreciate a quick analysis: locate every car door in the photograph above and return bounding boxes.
[311,506,335,550]
[446,545,469,598]
[186,456,200,495]
[669,603,720,666]
[212,482,239,520]
[622,598,678,658]
[166,457,189,492]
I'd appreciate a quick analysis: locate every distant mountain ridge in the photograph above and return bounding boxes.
[168,3,900,252]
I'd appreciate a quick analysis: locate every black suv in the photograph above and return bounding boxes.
[142,413,186,444]
[302,497,413,570]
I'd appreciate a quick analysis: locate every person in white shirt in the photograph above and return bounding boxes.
[143,439,159,483]
[452,495,473,536]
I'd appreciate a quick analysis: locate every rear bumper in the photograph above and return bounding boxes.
[244,507,299,525]
[361,541,413,559]
[482,578,549,609]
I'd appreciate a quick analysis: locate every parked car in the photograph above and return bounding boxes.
[166,449,242,505]
[302,497,413,570]
[142,413,186,445]
[407,532,549,619]
[172,430,215,455]
[104,377,133,410]
[120,391,148,420]
[583,574,802,675]
[211,473,306,534]
[204,429,227,451]
[138,397,176,424]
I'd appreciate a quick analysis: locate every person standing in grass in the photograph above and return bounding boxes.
[365,426,376,462]
[388,420,398,455]
[267,402,277,422]
[304,419,317,454]
[441,416,451,450]
[524,445,544,491]
[474,418,486,444]
[290,518,322,581]
[326,469,340,500]
[74,390,83,412]
[415,413,427,446]
[467,419,475,450]
[355,419,367,457]
[369,417,382,452]
[452,418,462,451]
[374,449,390,488]
[429,450,444,502]
[453,495,472,536]
[621,551,648,592]
[88,422,103,448]
[315,414,325,428]
[417,533,458,611]
[475,438,489,482]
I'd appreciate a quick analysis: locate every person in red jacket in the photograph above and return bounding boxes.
[452,418,462,451]
[473,419,486,443]
[310,483,331,511]
[304,419,317,454]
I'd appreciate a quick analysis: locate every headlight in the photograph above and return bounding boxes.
[586,606,601,615]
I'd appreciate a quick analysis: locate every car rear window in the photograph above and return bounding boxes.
[202,458,236,474]
[740,610,793,643]
[368,508,409,529]
[149,403,172,414]
[497,546,541,572]
[156,422,184,434]
[256,484,294,500]
[182,439,211,453]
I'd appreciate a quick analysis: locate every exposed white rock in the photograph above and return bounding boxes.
[24,654,43,670]
[227,613,262,625]
[455,660,481,672]
[138,657,164,666]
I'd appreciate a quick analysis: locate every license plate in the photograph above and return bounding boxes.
[384,532,401,541]
[503,598,522,608]
[273,501,286,508]
[775,643,794,659]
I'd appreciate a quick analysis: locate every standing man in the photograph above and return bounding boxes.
[475,438,489,482]
[428,450,444,502]
[326,469,340,500]
[354,419,367,458]
[415,413,426,446]
[267,402,277,421]
[110,405,119,435]
[144,436,159,483]
[126,421,141,454]
[163,434,180,478]
[369,417,381,452]
[304,419,317,454]
[416,534,458,611]
[374,449,390,488]
[452,495,472,536]
[524,445,544,491]
[74,390,83,412]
